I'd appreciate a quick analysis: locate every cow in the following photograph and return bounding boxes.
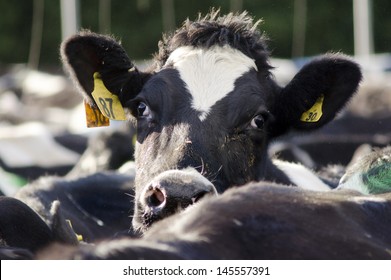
[14,171,137,243]
[2,144,388,260]
[61,10,362,233]
[0,171,138,259]
[338,146,391,194]
[36,146,391,260]
[37,181,391,260]
[0,196,53,259]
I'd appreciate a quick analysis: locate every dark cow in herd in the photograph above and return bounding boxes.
[1,11,391,259]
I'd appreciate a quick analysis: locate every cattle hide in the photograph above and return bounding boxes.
[38,182,391,260]
[14,172,136,243]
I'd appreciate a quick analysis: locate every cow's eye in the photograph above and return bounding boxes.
[137,102,151,118]
[250,114,265,129]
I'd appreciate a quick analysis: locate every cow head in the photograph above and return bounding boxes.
[61,11,361,233]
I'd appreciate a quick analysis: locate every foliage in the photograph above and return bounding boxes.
[0,0,390,69]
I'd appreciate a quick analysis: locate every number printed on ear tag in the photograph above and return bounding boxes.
[91,72,126,120]
[84,100,110,127]
[300,95,324,122]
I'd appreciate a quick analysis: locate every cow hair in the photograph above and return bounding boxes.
[154,9,272,74]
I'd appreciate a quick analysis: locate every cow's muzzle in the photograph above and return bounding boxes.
[139,168,217,229]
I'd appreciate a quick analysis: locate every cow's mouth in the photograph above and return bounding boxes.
[142,210,163,230]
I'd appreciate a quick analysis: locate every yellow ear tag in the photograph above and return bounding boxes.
[66,219,83,242]
[84,100,110,127]
[91,72,126,120]
[300,95,324,122]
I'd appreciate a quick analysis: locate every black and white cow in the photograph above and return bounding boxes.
[61,11,362,233]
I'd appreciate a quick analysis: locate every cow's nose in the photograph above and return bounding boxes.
[141,168,217,227]
[144,184,213,210]
[144,186,166,209]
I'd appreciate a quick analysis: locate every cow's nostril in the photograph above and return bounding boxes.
[145,188,166,208]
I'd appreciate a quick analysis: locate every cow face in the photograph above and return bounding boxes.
[129,45,275,191]
[61,12,361,233]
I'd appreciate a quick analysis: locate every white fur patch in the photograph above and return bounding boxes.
[337,173,366,193]
[273,160,331,191]
[165,45,257,121]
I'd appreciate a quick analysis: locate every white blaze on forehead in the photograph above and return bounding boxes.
[165,45,258,121]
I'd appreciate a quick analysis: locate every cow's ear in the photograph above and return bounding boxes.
[269,54,362,136]
[61,30,150,106]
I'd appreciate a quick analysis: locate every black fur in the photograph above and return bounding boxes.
[15,172,136,243]
[61,30,150,106]
[0,196,53,256]
[272,53,363,136]
[39,183,391,260]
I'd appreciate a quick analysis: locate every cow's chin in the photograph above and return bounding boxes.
[133,167,218,233]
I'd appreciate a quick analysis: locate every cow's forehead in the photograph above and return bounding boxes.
[164,45,258,121]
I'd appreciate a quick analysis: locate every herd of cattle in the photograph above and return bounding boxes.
[1,10,391,259]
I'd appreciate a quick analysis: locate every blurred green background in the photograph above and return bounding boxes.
[0,0,390,70]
